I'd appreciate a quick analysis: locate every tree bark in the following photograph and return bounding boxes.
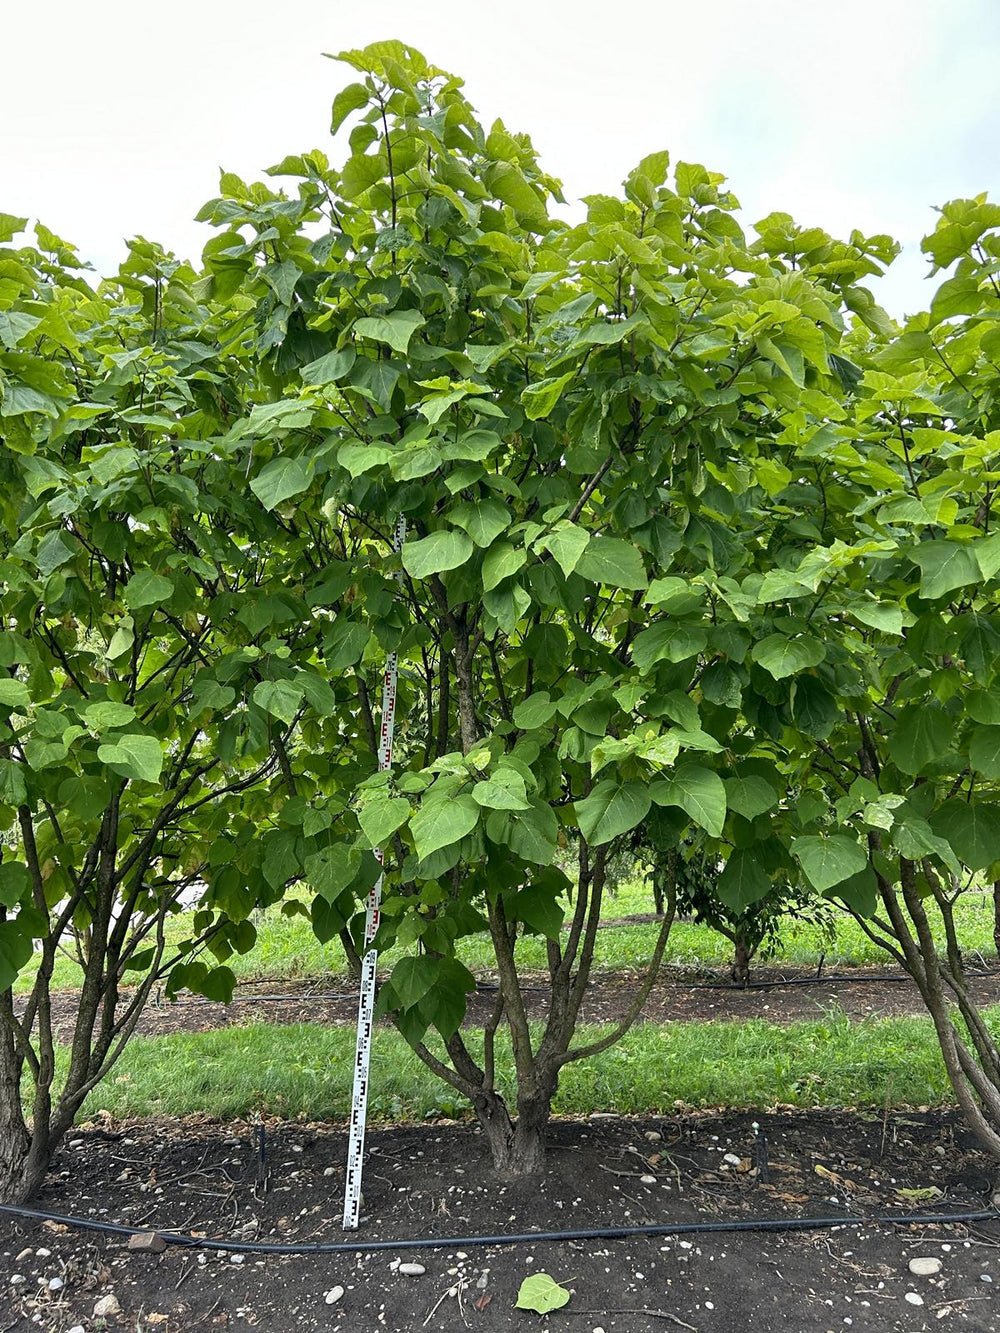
[0,1014,31,1202]
[731,930,753,988]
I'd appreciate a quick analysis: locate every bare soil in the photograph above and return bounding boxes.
[2,1110,998,1333]
[23,961,1000,1042]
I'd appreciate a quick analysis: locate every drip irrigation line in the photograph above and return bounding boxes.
[0,1201,994,1254]
[690,969,1000,992]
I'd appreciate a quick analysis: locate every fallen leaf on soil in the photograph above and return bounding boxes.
[474,1295,492,1311]
[814,1164,857,1191]
[516,1274,571,1314]
[895,1185,943,1202]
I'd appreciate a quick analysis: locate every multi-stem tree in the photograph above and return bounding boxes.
[210,41,897,1173]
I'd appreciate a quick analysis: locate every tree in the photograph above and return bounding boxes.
[204,41,899,1173]
[0,223,374,1199]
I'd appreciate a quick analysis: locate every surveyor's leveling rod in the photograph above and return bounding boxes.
[342,514,406,1231]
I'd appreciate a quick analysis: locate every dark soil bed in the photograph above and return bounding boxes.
[25,964,1000,1041]
[2,1110,998,1332]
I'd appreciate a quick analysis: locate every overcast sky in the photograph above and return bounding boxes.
[4,0,998,317]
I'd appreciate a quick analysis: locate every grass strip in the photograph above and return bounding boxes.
[18,888,1000,996]
[76,1010,969,1124]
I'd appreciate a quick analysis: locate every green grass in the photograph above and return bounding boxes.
[80,1008,969,1124]
[18,880,999,996]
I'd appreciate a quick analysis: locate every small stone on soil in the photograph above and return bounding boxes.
[398,1262,425,1275]
[904,1292,925,1306]
[908,1257,942,1276]
[94,1293,122,1317]
[325,1286,345,1304]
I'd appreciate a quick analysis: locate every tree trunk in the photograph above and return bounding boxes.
[474,1090,549,1176]
[731,931,752,988]
[0,1025,31,1203]
[993,881,1000,960]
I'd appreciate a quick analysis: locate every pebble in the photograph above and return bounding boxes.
[644,1131,662,1142]
[640,1174,657,1185]
[325,1286,345,1305]
[323,1166,337,1177]
[48,1277,64,1292]
[68,1327,85,1333]
[594,1327,607,1333]
[9,1275,25,1288]
[15,1248,31,1262]
[94,1294,122,1317]
[909,1257,942,1277]
[398,1263,425,1276]
[230,1254,245,1265]
[981,1274,993,1283]
[904,1292,924,1306]
[36,1248,51,1258]
[723,1153,742,1166]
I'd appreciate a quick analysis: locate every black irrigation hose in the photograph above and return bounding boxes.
[0,1200,995,1255]
[691,969,1000,992]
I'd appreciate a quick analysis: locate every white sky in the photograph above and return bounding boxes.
[4,0,998,317]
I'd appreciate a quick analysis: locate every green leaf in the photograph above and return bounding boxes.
[0,679,30,708]
[450,498,511,548]
[632,621,708,672]
[888,706,953,776]
[353,309,425,355]
[389,955,440,1009]
[575,536,647,590]
[331,81,370,133]
[0,759,27,807]
[306,843,378,900]
[539,522,590,577]
[520,371,575,421]
[0,862,31,909]
[482,542,526,592]
[930,800,1000,871]
[250,456,312,510]
[970,727,1000,779]
[0,921,33,991]
[791,835,868,892]
[752,634,825,680]
[850,602,904,636]
[724,775,779,821]
[516,1274,571,1314]
[576,780,651,847]
[82,701,137,730]
[402,531,474,579]
[359,796,411,847]
[485,162,549,229]
[253,679,303,726]
[912,541,981,600]
[301,347,356,384]
[651,766,726,837]
[513,693,558,730]
[716,850,771,912]
[97,734,164,783]
[311,891,354,944]
[472,769,531,811]
[411,792,480,860]
[123,570,174,610]
[36,531,75,576]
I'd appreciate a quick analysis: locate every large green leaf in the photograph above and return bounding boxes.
[716,849,771,912]
[353,309,426,354]
[575,780,651,847]
[97,734,164,783]
[359,796,411,847]
[123,570,174,610]
[632,621,708,672]
[791,835,868,892]
[250,456,312,510]
[450,498,511,548]
[930,800,1000,871]
[651,766,726,837]
[411,792,480,860]
[912,541,981,600]
[0,920,34,990]
[575,536,647,590]
[253,679,303,726]
[402,531,473,579]
[751,634,825,680]
[888,706,953,775]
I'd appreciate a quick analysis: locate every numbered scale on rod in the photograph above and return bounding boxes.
[342,514,406,1231]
